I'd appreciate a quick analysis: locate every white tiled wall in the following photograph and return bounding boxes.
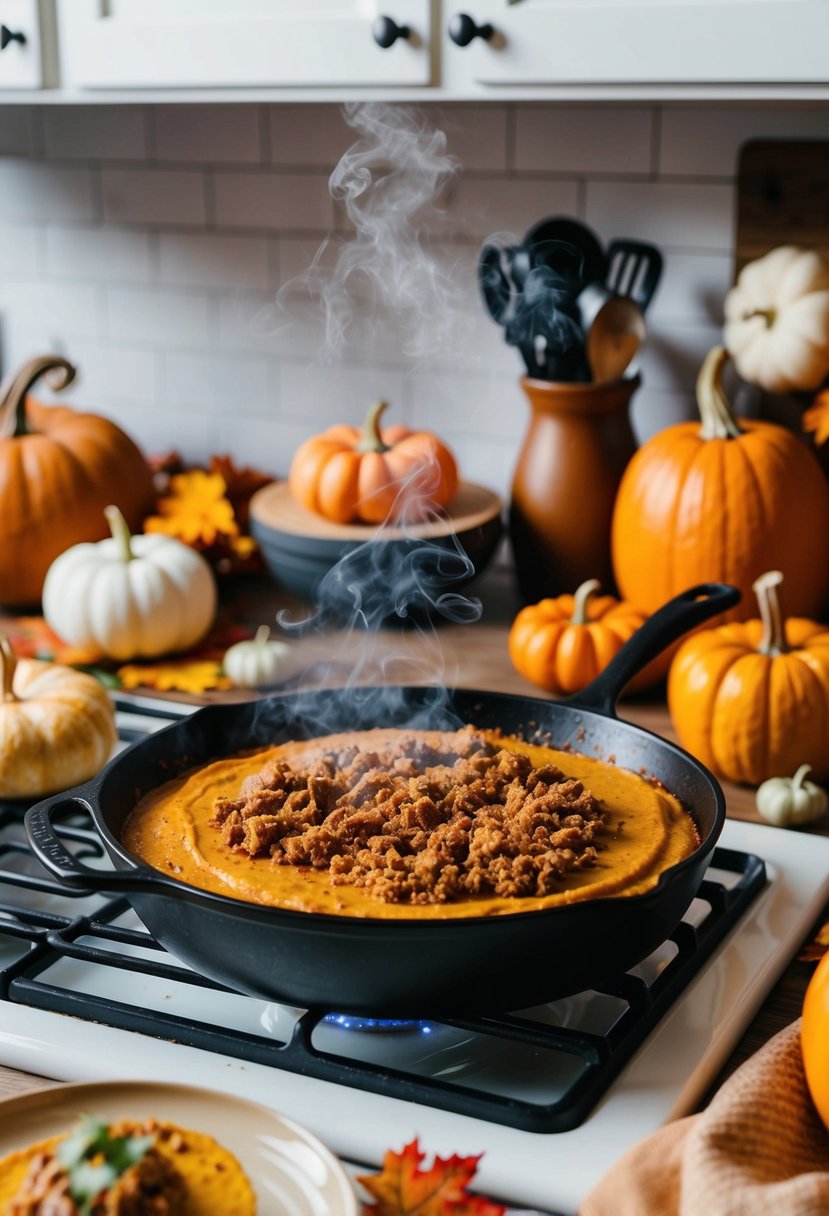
[0,101,826,497]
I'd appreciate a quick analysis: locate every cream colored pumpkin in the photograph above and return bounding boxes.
[223,626,297,689]
[42,506,217,662]
[724,245,829,393]
[0,640,116,797]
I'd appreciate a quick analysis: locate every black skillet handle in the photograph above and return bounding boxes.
[562,582,741,720]
[25,792,173,895]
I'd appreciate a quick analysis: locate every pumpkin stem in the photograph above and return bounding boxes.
[743,307,777,328]
[254,625,271,646]
[0,638,18,703]
[696,346,741,441]
[356,401,392,454]
[0,355,76,439]
[105,505,134,562]
[792,764,813,792]
[753,570,789,656]
[571,579,602,625]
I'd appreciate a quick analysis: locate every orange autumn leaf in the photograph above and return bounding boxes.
[145,470,239,546]
[803,390,829,447]
[117,660,232,694]
[358,1140,505,1216]
[209,454,274,528]
[799,920,829,963]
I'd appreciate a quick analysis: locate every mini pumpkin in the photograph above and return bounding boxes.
[223,626,297,689]
[0,638,116,797]
[507,578,667,696]
[667,570,829,786]
[611,346,829,621]
[0,355,155,607]
[755,765,828,827]
[288,401,458,525]
[724,245,829,393]
[42,505,217,662]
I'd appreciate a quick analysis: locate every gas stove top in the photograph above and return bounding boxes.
[1,696,828,1216]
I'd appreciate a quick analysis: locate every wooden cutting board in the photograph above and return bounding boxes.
[736,138,829,272]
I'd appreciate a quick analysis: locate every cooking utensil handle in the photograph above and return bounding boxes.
[25,793,171,894]
[562,582,740,719]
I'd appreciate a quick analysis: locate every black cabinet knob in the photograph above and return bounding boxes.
[0,25,26,51]
[448,13,494,46]
[372,15,411,48]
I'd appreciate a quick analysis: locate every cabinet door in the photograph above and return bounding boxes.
[58,0,431,89]
[444,0,829,84]
[0,0,45,89]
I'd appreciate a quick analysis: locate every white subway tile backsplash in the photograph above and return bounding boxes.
[514,105,653,175]
[42,106,148,161]
[269,104,351,167]
[445,176,580,241]
[0,161,96,222]
[585,179,734,250]
[659,105,829,178]
[103,168,207,227]
[0,99,814,492]
[164,349,273,414]
[214,171,334,231]
[159,231,270,290]
[106,287,213,348]
[44,225,154,283]
[154,104,264,164]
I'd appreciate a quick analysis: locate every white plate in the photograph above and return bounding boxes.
[0,1079,358,1216]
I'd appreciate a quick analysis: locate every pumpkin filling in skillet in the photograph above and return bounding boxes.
[122,726,700,919]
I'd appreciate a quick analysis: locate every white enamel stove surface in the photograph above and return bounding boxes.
[0,698,827,1216]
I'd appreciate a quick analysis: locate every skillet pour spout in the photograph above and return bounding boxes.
[26,583,739,1017]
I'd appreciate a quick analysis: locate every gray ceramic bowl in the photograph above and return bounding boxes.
[250,481,503,623]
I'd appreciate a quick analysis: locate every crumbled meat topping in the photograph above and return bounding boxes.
[211,727,608,904]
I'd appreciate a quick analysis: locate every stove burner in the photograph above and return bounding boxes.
[323,1014,434,1034]
[0,696,769,1135]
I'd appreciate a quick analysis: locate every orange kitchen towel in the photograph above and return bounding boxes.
[581,1020,829,1216]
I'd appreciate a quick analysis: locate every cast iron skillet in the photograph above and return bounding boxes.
[26,583,739,1018]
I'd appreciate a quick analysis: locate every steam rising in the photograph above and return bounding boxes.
[271,103,486,734]
[283,102,464,360]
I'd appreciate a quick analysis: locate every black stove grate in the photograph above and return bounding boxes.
[0,697,767,1134]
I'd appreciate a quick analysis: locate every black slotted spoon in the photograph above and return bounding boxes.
[606,240,663,312]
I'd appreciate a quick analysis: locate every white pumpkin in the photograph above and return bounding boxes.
[724,245,829,393]
[756,764,829,828]
[43,505,217,662]
[0,639,116,797]
[223,626,297,689]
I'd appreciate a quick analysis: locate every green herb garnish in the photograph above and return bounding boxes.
[56,1115,153,1216]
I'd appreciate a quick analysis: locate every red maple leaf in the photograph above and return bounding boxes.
[358,1139,506,1216]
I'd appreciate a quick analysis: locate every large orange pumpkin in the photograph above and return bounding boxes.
[611,346,829,621]
[802,950,829,1133]
[0,355,154,606]
[508,578,668,696]
[667,570,829,785]
[289,401,458,525]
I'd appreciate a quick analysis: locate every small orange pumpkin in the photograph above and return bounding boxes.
[0,355,154,607]
[611,346,829,621]
[508,578,667,696]
[288,401,458,525]
[802,950,829,1133]
[668,570,829,785]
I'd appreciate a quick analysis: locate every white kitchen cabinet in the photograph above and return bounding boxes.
[442,0,829,88]
[57,0,432,90]
[0,0,51,89]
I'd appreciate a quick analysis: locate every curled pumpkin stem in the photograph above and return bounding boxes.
[571,579,601,625]
[0,638,18,703]
[792,764,813,791]
[356,401,392,454]
[104,505,135,563]
[0,355,76,440]
[253,625,271,646]
[696,346,741,441]
[753,569,788,656]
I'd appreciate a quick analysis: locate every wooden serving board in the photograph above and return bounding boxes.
[736,139,829,273]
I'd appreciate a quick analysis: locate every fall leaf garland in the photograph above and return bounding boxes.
[358,1140,505,1216]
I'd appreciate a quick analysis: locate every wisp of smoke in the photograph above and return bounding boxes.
[282,102,463,360]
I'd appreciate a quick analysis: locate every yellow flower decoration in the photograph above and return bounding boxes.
[118,660,232,694]
[145,471,239,546]
[803,389,829,447]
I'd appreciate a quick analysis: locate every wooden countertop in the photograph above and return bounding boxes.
[1,564,826,1113]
